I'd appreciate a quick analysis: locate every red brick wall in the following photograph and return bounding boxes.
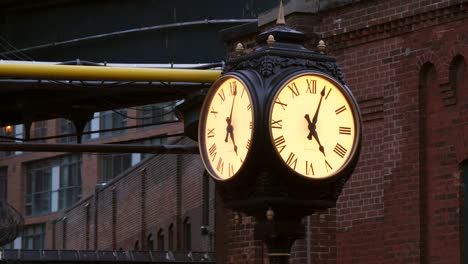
[222,0,468,263]
[52,138,215,253]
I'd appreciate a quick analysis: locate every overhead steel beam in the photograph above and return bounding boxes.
[0,63,221,82]
[0,143,199,154]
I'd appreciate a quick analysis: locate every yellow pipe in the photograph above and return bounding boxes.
[0,63,222,83]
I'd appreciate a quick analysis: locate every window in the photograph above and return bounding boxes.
[59,156,82,209]
[168,224,174,251]
[31,121,47,143]
[147,234,154,251]
[0,126,15,157]
[25,155,82,216]
[140,137,168,160]
[22,224,45,249]
[57,118,76,143]
[183,217,191,251]
[25,162,52,216]
[99,110,127,137]
[141,101,177,127]
[101,153,132,182]
[449,55,466,90]
[0,167,6,201]
[157,229,165,251]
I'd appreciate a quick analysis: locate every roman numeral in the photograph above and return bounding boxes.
[286,152,298,170]
[325,88,331,99]
[305,161,314,176]
[228,163,234,177]
[247,103,251,110]
[229,81,237,95]
[207,128,215,138]
[209,143,217,162]
[210,107,218,118]
[275,97,288,110]
[241,88,245,98]
[339,127,351,135]
[335,105,346,115]
[288,82,300,98]
[325,160,333,172]
[246,139,251,149]
[306,79,317,94]
[249,121,252,129]
[274,135,286,153]
[216,157,224,174]
[271,119,282,129]
[333,143,347,158]
[218,89,226,102]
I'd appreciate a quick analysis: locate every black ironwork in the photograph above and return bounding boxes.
[204,11,362,264]
[0,249,215,263]
[0,201,24,247]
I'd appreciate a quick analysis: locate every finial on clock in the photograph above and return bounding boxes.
[276,0,286,25]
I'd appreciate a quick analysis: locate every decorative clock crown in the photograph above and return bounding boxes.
[224,1,344,84]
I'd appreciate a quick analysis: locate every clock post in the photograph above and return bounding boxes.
[197,2,362,263]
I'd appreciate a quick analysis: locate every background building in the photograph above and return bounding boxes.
[1,0,468,264]
[0,0,278,254]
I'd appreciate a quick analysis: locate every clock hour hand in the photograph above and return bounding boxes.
[304,114,314,140]
[224,118,238,155]
[312,130,326,156]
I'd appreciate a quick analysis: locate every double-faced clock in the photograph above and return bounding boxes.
[199,75,254,181]
[269,71,361,179]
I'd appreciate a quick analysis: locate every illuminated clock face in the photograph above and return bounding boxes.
[269,72,359,179]
[199,76,254,180]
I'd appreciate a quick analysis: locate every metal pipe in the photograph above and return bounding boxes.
[0,63,221,82]
[0,59,224,70]
[0,142,199,154]
[0,19,257,56]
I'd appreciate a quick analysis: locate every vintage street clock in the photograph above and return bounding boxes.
[198,74,255,181]
[194,3,363,262]
[269,71,360,179]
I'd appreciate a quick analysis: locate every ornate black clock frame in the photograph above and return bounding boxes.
[197,10,362,264]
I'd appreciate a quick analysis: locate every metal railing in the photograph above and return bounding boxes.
[0,249,215,263]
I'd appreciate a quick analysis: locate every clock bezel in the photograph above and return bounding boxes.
[198,73,256,182]
[267,70,362,180]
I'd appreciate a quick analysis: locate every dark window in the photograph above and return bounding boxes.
[25,155,82,216]
[22,224,45,249]
[449,55,466,90]
[134,240,139,251]
[0,167,6,201]
[183,218,191,251]
[202,172,210,226]
[101,153,132,182]
[141,101,177,127]
[31,121,47,143]
[141,137,168,160]
[0,126,15,157]
[100,110,127,137]
[168,224,174,251]
[147,234,154,251]
[57,118,76,143]
[157,229,165,251]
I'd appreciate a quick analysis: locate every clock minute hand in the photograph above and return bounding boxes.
[312,87,326,124]
[225,88,237,143]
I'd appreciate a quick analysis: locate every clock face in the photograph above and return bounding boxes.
[269,72,359,179]
[199,76,254,180]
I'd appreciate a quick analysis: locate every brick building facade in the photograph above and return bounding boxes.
[219,0,468,263]
[1,0,467,263]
